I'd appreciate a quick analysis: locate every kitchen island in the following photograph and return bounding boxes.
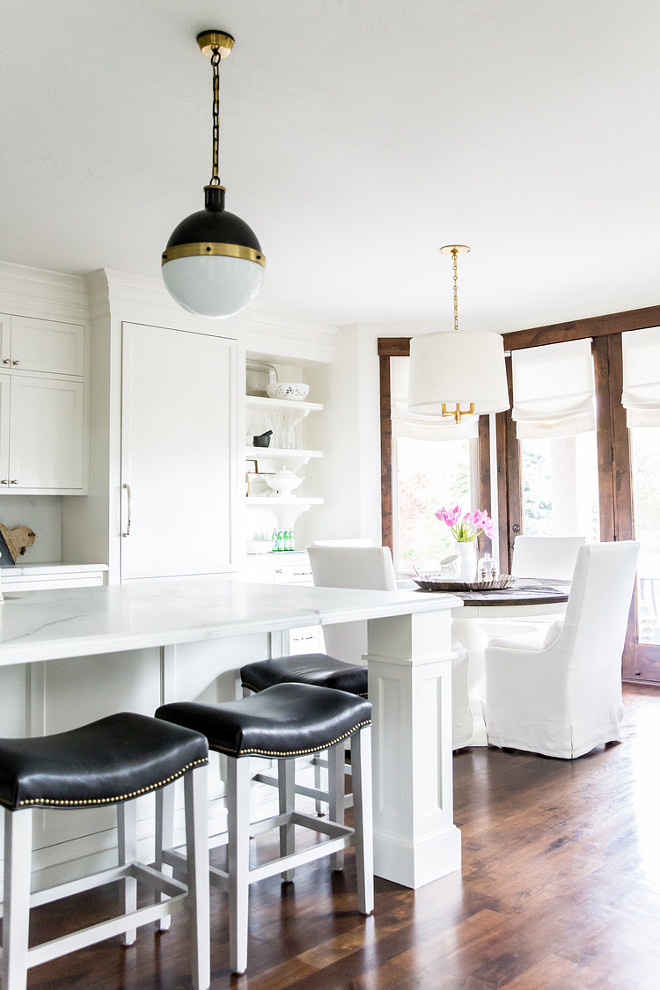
[0,578,461,890]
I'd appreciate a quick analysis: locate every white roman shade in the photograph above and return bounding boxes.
[511,339,595,439]
[621,326,660,427]
[392,356,478,440]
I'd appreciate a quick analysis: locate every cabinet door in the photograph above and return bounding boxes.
[120,323,237,580]
[0,372,10,485]
[10,316,85,376]
[8,375,85,491]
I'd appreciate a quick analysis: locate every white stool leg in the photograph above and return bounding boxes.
[227,756,252,975]
[351,726,374,915]
[278,758,295,881]
[154,781,176,931]
[2,808,33,990]
[184,766,210,990]
[328,742,346,871]
[314,752,325,816]
[117,799,138,946]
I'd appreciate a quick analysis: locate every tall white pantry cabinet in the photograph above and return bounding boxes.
[69,270,240,583]
[120,322,236,580]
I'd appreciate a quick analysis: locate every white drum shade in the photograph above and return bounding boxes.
[162,255,265,318]
[408,331,509,416]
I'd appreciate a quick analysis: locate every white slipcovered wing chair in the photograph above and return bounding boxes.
[308,545,472,749]
[483,541,639,759]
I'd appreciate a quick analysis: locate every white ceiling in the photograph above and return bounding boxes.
[2,0,660,332]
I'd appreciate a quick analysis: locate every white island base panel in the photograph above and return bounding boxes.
[366,610,461,888]
[0,579,462,892]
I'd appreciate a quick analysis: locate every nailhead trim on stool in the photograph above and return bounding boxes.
[155,683,374,975]
[0,712,211,990]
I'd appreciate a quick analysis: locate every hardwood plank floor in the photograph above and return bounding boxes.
[16,683,660,989]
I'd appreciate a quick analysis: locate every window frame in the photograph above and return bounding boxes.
[378,338,492,563]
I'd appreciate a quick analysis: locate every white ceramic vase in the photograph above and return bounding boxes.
[454,540,478,581]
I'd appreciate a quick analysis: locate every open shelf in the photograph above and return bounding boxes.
[246,395,323,415]
[246,496,324,506]
[244,446,323,463]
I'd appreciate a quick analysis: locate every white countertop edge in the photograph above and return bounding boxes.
[0,580,462,666]
[1,563,108,577]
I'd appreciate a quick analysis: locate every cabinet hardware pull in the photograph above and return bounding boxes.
[10,480,18,485]
[11,360,19,366]
[2,359,9,365]
[0,479,7,485]
[121,483,131,537]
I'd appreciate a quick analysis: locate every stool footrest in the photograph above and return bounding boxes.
[23,865,189,970]
[208,828,354,890]
[28,862,186,912]
[253,770,354,808]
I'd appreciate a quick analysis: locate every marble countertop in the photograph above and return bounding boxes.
[0,577,461,666]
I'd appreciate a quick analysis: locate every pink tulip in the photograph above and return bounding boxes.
[434,505,495,542]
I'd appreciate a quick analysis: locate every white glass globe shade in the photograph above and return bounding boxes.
[162,255,265,318]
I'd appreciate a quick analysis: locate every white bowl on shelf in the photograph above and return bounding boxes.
[266,382,310,401]
[246,540,275,554]
[265,468,303,495]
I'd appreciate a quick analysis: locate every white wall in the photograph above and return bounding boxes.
[309,322,439,546]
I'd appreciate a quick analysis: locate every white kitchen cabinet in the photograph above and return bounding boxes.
[120,322,237,580]
[0,313,85,376]
[0,372,85,493]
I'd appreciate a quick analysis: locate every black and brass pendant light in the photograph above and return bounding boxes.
[161,31,265,318]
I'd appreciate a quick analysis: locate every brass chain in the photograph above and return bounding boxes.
[452,247,459,333]
[209,48,221,185]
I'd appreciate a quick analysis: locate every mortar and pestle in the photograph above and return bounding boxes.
[253,430,273,448]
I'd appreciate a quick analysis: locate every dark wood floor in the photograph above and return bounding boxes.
[21,683,660,989]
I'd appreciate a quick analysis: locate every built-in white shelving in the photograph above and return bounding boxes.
[244,388,325,537]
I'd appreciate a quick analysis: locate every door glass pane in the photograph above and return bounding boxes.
[630,426,660,644]
[520,431,600,540]
[394,436,474,573]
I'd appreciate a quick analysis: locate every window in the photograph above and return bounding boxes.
[520,433,599,541]
[395,433,475,572]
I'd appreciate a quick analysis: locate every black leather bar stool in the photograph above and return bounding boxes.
[240,652,367,812]
[156,682,374,975]
[0,712,210,990]
[240,652,368,696]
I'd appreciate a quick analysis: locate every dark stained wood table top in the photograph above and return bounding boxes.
[401,578,571,608]
[449,580,570,607]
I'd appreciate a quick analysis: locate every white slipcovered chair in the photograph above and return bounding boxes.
[482,535,587,640]
[510,535,586,580]
[307,545,472,749]
[483,541,639,759]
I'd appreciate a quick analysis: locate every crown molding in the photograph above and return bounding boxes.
[94,269,338,364]
[0,261,90,322]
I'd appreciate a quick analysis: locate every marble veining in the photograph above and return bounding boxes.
[0,578,461,666]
